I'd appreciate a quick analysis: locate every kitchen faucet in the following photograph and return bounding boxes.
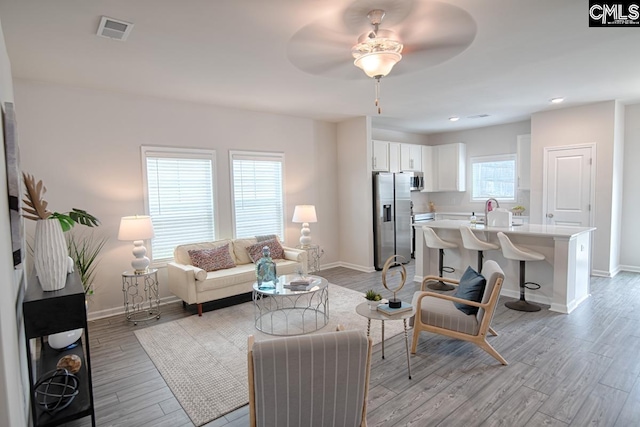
[484,198,500,222]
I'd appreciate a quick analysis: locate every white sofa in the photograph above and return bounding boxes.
[168,237,307,316]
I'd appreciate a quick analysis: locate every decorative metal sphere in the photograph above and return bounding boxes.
[34,369,79,413]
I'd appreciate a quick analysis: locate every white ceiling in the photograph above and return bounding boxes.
[1,0,640,134]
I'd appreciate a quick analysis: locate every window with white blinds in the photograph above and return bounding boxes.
[230,151,284,240]
[471,154,517,201]
[142,147,216,261]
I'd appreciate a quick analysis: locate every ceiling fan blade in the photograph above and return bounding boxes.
[287,21,362,79]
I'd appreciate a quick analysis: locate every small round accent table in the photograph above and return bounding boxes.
[356,302,415,379]
[252,274,329,336]
[122,269,161,325]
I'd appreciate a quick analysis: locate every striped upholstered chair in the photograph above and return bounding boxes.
[247,329,372,427]
[411,260,507,365]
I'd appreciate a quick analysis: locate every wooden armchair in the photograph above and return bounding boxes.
[248,328,372,427]
[411,260,507,365]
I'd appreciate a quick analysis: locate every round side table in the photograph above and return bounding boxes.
[356,302,415,379]
[122,269,161,325]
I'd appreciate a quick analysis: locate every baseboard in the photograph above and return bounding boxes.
[87,295,181,321]
[319,261,341,270]
[591,269,615,278]
[619,265,640,273]
[335,262,376,273]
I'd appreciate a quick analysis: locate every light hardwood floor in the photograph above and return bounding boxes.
[65,263,640,426]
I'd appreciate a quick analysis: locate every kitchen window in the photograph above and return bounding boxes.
[142,146,217,262]
[471,154,516,201]
[230,151,285,240]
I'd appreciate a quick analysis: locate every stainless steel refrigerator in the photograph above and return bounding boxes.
[373,172,411,270]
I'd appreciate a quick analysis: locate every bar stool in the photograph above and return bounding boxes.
[497,232,544,312]
[459,225,500,273]
[422,226,457,291]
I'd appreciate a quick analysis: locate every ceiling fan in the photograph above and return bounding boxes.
[287,0,477,112]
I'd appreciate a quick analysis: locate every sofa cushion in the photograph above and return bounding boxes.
[174,239,233,265]
[188,244,236,272]
[232,237,259,265]
[246,238,284,262]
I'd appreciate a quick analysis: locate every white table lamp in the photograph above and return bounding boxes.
[292,205,317,248]
[118,215,155,274]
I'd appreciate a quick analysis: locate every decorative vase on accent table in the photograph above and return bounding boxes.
[34,219,69,291]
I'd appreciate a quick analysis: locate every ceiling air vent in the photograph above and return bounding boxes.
[467,114,490,119]
[97,16,133,41]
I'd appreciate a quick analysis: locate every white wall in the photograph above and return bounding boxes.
[422,120,531,214]
[371,127,429,144]
[15,80,339,318]
[621,103,640,271]
[337,116,373,271]
[531,101,618,275]
[0,17,28,427]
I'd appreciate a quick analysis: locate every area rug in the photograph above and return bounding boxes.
[134,284,405,426]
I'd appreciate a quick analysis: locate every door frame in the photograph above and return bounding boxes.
[542,143,597,227]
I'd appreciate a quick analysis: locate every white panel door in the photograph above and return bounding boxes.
[544,146,593,226]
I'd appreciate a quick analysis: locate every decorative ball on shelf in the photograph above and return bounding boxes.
[56,354,82,374]
[34,369,79,413]
[382,255,407,308]
[48,328,83,350]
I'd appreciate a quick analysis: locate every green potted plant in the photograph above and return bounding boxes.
[67,231,107,295]
[364,289,382,310]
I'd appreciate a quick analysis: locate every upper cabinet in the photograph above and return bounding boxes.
[372,140,389,171]
[389,142,401,173]
[517,134,531,190]
[400,143,422,172]
[433,143,466,192]
[421,145,434,192]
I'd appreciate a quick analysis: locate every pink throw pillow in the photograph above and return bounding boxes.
[188,244,236,272]
[246,239,284,263]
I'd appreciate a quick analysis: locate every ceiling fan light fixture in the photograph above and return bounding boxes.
[353,51,402,78]
[352,29,403,78]
[352,10,403,114]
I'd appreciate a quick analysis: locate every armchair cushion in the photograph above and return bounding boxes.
[453,266,486,315]
[188,244,236,272]
[246,238,284,262]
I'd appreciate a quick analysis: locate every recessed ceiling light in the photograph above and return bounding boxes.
[449,116,460,122]
[550,97,565,104]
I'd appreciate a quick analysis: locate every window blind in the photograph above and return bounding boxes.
[231,152,284,240]
[471,154,516,201]
[144,149,216,261]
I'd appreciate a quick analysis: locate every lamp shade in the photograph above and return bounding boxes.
[118,215,155,241]
[292,205,317,223]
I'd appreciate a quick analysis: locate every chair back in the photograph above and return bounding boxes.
[476,260,505,328]
[248,330,372,427]
[423,226,456,249]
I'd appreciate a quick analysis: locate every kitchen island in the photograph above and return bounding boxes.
[414,220,596,314]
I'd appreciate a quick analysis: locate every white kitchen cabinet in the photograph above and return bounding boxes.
[517,134,531,190]
[389,142,401,173]
[372,140,389,171]
[400,143,422,172]
[421,145,434,192]
[433,143,466,192]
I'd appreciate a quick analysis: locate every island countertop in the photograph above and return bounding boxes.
[415,219,596,238]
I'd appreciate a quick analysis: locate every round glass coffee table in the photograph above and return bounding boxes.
[252,274,329,336]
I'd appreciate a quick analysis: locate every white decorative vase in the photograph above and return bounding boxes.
[34,219,68,291]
